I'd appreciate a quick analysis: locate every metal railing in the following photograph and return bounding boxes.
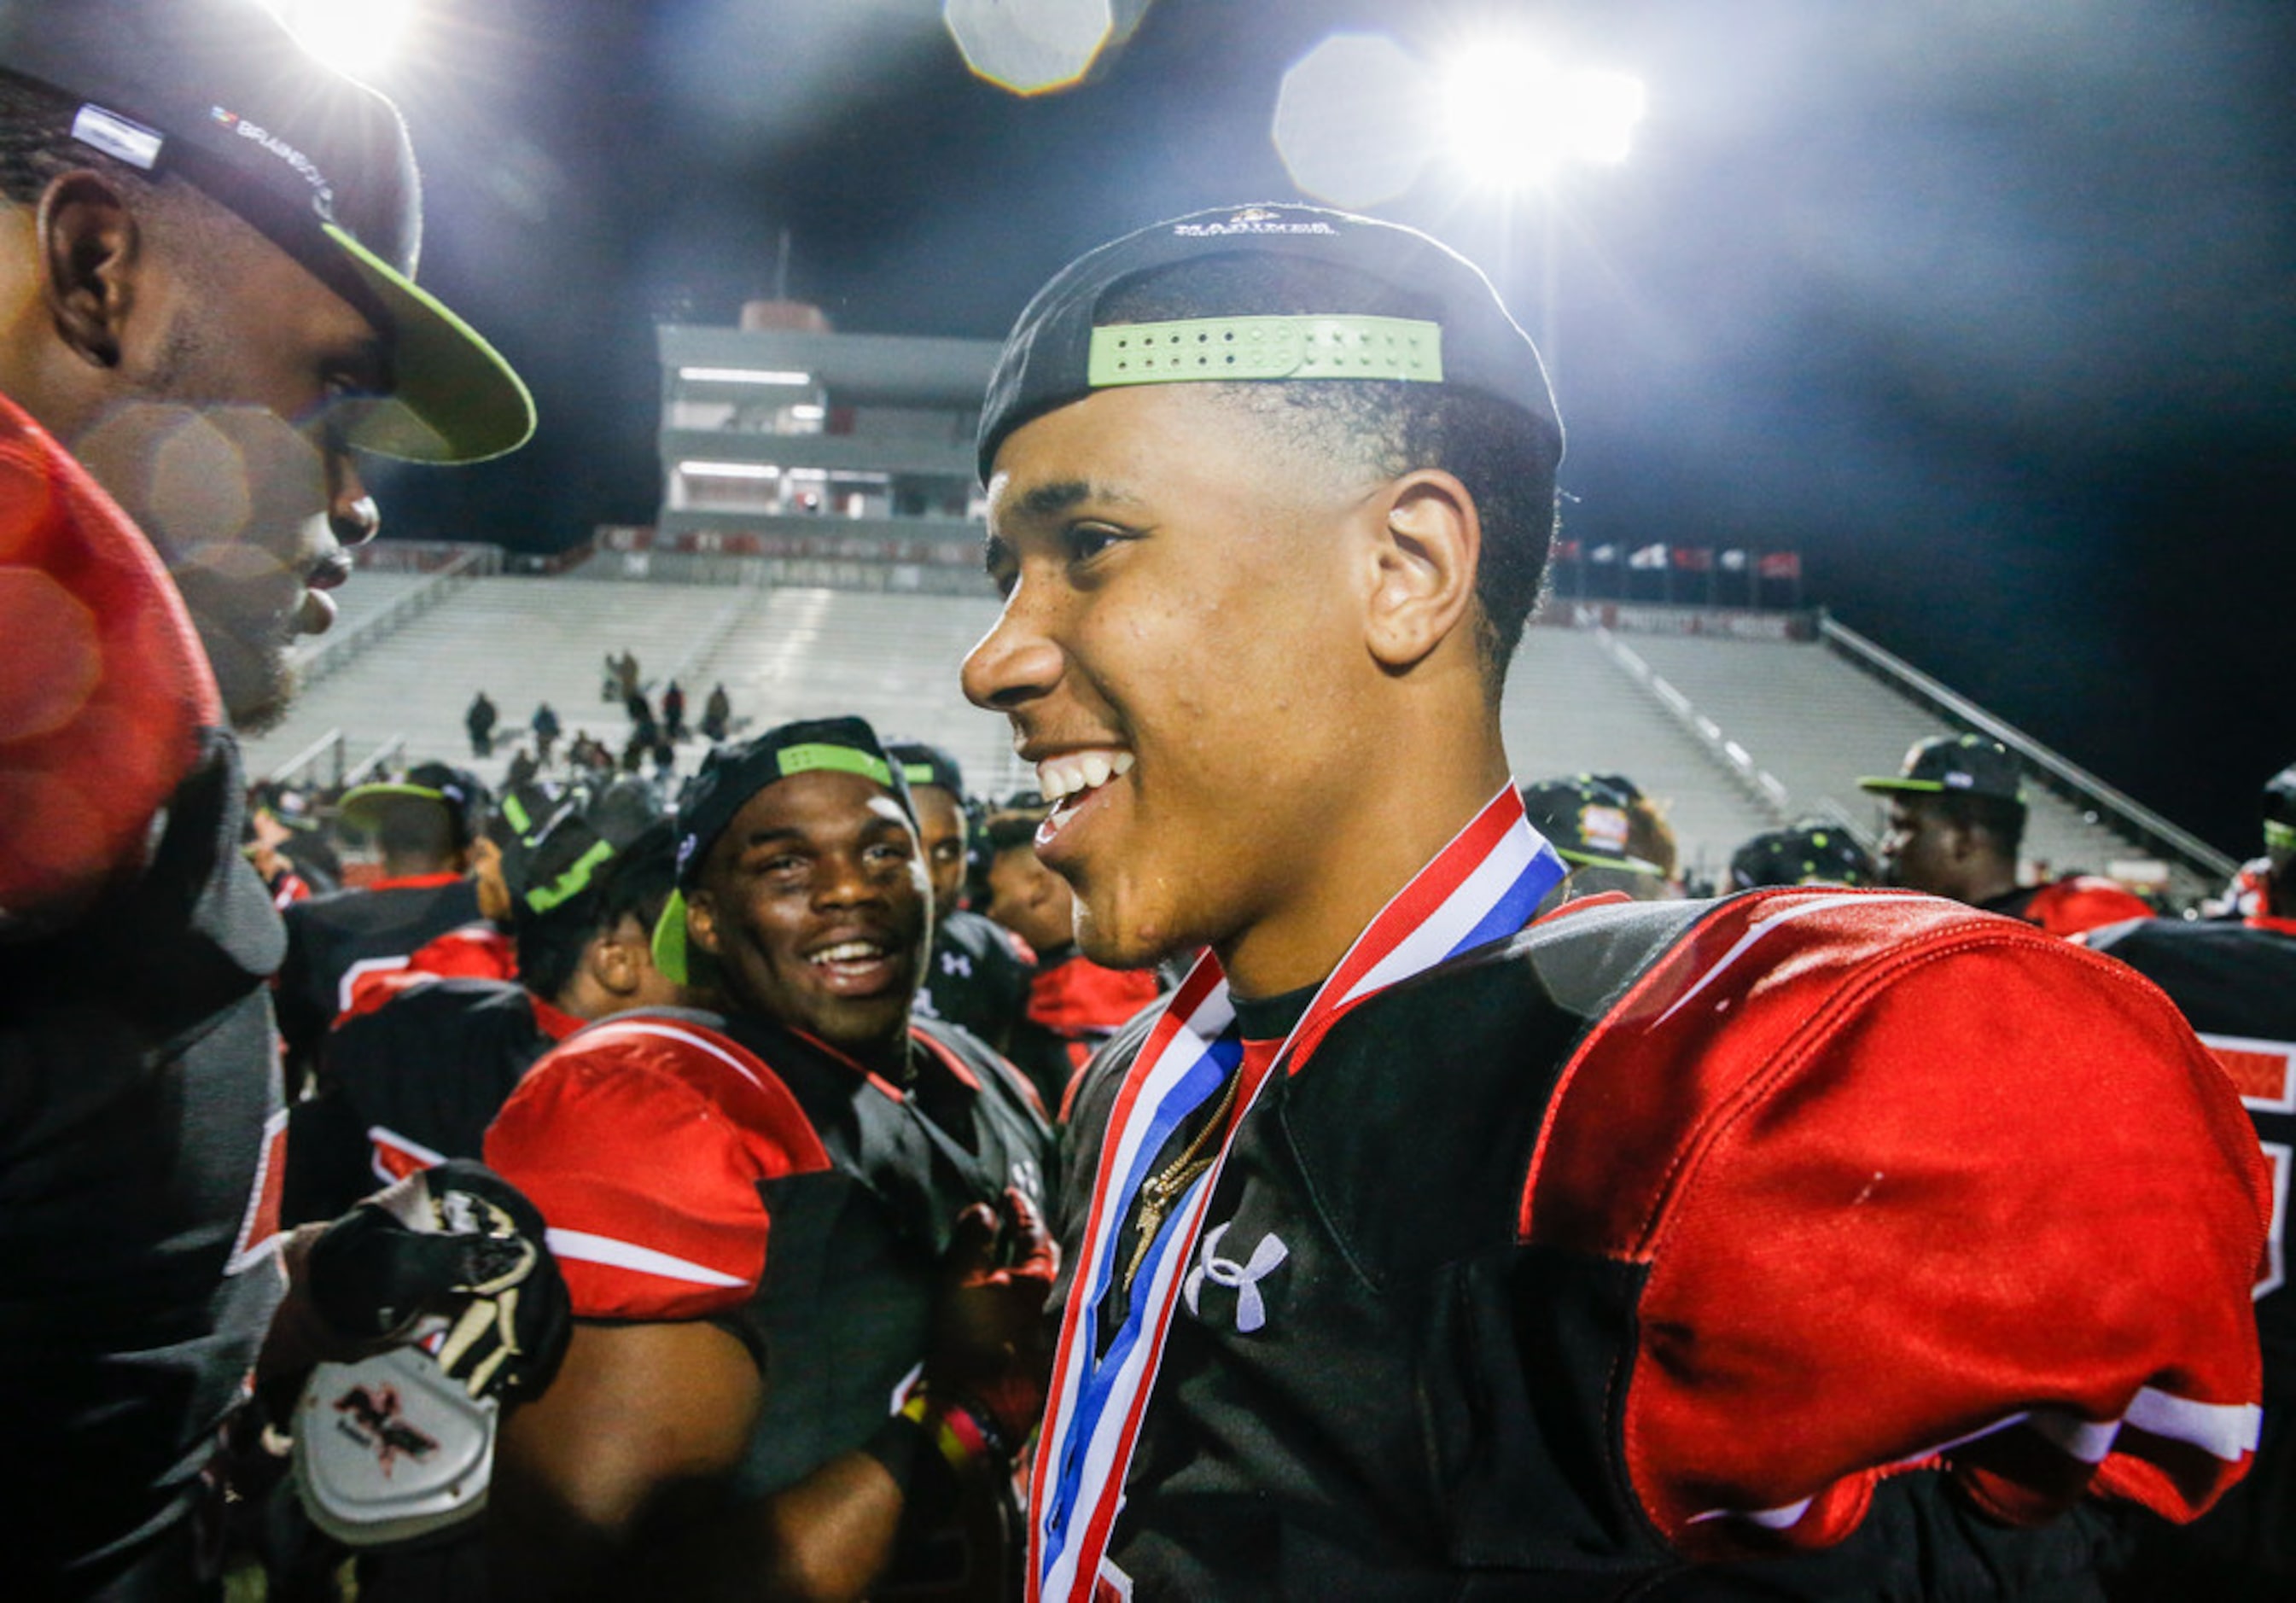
[295,545,503,689]
[1821,616,2235,882]
[268,728,347,790]
[1585,608,1796,825]
[343,733,409,788]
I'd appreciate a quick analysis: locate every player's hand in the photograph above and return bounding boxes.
[926,1186,1059,1452]
[303,1159,571,1402]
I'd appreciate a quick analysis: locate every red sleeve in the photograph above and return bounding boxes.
[1523,888,2270,1558]
[485,1016,831,1321]
[0,396,218,919]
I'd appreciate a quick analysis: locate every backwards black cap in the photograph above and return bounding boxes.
[0,0,533,462]
[887,739,964,800]
[653,716,915,985]
[2264,762,2296,862]
[976,202,1560,482]
[1729,820,1880,891]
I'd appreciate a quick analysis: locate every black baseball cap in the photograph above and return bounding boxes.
[652,716,915,985]
[0,0,533,463]
[508,781,665,934]
[1857,735,2026,804]
[976,201,1561,481]
[1519,774,1664,877]
[887,740,965,800]
[1729,820,1880,891]
[340,761,489,848]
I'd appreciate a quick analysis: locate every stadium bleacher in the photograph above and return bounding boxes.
[241,562,2223,903]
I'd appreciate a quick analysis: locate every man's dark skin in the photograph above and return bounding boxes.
[1879,794,2020,905]
[490,770,1046,1602]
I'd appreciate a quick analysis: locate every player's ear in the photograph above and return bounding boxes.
[1363,469,1480,672]
[685,889,723,959]
[37,171,142,369]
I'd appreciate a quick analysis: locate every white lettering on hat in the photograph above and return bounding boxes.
[213,107,337,221]
[72,104,162,171]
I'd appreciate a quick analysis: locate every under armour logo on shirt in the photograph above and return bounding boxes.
[1183,1221,1287,1334]
[941,950,974,979]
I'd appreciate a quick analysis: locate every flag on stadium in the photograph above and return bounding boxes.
[1758,551,1803,580]
[1671,546,1714,571]
[1628,543,1668,569]
[1554,538,1582,562]
[1588,544,1619,564]
[1719,548,1749,571]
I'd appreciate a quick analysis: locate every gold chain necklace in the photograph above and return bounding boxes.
[1120,1061,1245,1297]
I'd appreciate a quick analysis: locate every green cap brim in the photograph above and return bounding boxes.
[338,781,448,830]
[1557,847,1667,877]
[325,224,535,463]
[650,889,691,987]
[1856,777,1946,795]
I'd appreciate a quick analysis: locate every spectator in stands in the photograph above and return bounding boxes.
[609,648,641,703]
[702,680,733,743]
[466,689,498,758]
[1729,818,1880,889]
[1862,734,2153,935]
[2085,760,2296,1599]
[976,802,1163,1116]
[532,701,562,766]
[277,764,490,1087]
[1519,773,1673,906]
[890,739,1035,1056]
[485,717,1055,1599]
[661,678,686,742]
[505,743,539,790]
[0,3,560,1592]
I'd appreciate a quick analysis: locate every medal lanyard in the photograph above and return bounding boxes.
[1029,783,1567,1602]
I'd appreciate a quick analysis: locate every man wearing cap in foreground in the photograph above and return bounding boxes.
[2084,761,2296,1599]
[486,717,1057,1600]
[961,202,2266,1598]
[891,737,1038,1058]
[1862,733,2153,936]
[276,761,492,1079]
[0,1,551,1594]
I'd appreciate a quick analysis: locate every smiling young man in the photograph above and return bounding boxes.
[0,2,541,1594]
[961,204,2270,1600]
[484,718,1057,1600]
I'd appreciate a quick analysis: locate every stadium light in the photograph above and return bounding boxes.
[262,0,416,80]
[679,461,782,479]
[1438,39,1646,190]
[677,367,815,387]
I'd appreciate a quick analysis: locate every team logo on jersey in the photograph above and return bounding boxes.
[1183,1221,1287,1334]
[330,1383,439,1475]
[941,950,974,979]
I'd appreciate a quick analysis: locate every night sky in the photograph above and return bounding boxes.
[352,0,2296,857]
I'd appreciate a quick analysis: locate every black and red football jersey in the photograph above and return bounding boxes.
[486,1008,1054,1514]
[276,873,484,1078]
[914,905,1035,1056]
[1986,875,2156,939]
[2085,911,2296,1594]
[1054,889,2266,1598]
[283,976,580,1227]
[1,394,288,1592]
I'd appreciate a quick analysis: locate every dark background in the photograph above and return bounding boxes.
[351,0,2296,857]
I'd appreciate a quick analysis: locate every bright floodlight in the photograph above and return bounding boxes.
[1440,41,1646,189]
[265,0,415,79]
[945,0,1143,96]
[1273,34,1437,210]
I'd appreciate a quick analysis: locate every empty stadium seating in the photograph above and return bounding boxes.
[237,566,2223,904]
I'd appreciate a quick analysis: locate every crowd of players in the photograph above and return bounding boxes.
[6,5,2294,1600]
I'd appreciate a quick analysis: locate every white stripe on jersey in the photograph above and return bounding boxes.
[545,1227,747,1289]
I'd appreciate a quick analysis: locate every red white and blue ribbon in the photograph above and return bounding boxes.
[1028,784,1567,1601]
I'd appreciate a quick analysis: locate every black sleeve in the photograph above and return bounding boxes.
[283,1090,373,1226]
